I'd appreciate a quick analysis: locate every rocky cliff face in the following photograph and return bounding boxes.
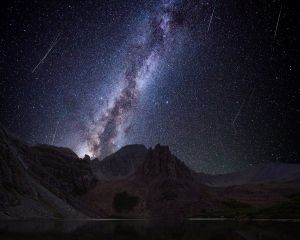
[0,124,37,216]
[136,144,193,180]
[0,123,100,219]
[31,144,96,196]
[92,144,148,180]
[134,144,206,205]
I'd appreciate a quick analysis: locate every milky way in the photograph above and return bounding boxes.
[86,0,193,158]
[1,0,299,174]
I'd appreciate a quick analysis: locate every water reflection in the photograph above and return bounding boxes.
[0,219,300,239]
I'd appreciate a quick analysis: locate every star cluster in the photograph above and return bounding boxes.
[1,0,299,174]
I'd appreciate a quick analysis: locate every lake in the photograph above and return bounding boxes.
[1,219,300,239]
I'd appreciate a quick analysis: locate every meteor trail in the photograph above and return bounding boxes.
[207,6,215,32]
[51,121,59,145]
[274,5,282,40]
[232,98,245,127]
[199,126,210,134]
[32,31,62,73]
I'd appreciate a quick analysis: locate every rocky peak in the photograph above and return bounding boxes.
[92,144,148,180]
[137,144,192,179]
[83,154,91,162]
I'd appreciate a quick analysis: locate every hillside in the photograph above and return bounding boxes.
[0,123,101,220]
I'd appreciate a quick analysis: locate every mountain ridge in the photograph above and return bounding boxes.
[91,143,300,187]
[1,123,300,219]
[195,162,300,187]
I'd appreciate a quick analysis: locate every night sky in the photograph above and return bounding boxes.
[1,0,299,174]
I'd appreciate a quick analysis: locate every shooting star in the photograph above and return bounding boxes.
[51,121,59,145]
[232,98,245,133]
[199,126,210,134]
[207,6,216,32]
[274,5,282,40]
[32,31,62,73]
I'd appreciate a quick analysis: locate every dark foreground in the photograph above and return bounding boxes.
[1,219,300,240]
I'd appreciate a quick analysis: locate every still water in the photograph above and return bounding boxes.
[0,219,300,240]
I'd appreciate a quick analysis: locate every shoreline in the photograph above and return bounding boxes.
[1,218,300,222]
[188,218,300,222]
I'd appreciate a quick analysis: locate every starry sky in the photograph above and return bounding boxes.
[1,0,299,174]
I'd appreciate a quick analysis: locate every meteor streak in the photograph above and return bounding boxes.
[232,98,245,133]
[51,121,59,145]
[207,6,215,32]
[32,31,62,73]
[274,5,282,40]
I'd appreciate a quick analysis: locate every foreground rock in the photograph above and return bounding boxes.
[0,123,101,219]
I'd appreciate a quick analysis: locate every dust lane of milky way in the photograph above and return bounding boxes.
[85,0,190,159]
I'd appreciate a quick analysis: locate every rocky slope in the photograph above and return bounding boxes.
[0,123,101,219]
